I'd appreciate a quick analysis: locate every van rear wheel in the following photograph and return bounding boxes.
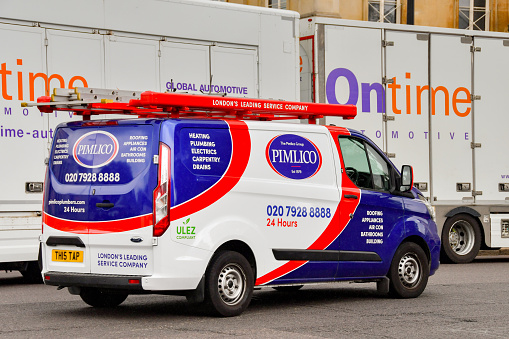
[21,261,42,284]
[80,288,128,308]
[388,242,429,298]
[205,250,254,317]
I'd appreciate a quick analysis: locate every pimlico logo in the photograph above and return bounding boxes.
[265,134,322,180]
[72,131,119,168]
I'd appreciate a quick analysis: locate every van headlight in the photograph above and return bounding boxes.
[418,194,436,222]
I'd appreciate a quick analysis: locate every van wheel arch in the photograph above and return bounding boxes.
[398,236,431,264]
[186,240,256,307]
[214,240,257,277]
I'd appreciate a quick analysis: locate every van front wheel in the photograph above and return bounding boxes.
[388,242,429,298]
[205,251,254,317]
[80,288,128,308]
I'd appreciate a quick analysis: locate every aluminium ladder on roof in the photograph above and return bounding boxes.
[23,87,357,124]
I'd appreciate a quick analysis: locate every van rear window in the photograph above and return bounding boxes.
[51,125,154,185]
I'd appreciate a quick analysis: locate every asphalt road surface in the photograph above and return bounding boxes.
[1,256,509,339]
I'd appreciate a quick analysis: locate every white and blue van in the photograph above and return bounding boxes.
[37,90,440,317]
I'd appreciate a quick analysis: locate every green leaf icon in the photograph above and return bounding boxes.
[184,218,190,225]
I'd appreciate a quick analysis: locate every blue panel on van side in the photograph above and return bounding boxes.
[333,190,405,277]
[160,119,232,207]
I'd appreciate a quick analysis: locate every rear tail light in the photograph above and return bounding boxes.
[153,142,171,237]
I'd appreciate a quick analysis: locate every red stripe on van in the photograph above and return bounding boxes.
[43,212,153,234]
[254,260,308,286]
[254,127,361,286]
[169,120,251,221]
[326,126,350,136]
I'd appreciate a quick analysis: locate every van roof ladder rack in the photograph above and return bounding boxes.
[22,87,356,124]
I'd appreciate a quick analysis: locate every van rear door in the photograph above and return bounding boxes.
[43,120,160,276]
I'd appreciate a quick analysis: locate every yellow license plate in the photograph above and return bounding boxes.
[52,249,84,262]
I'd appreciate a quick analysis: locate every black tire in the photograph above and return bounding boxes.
[80,288,128,308]
[388,242,429,298]
[21,261,42,284]
[441,214,481,264]
[272,285,303,292]
[204,250,254,317]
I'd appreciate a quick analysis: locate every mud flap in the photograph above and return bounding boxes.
[377,277,389,294]
[186,275,205,304]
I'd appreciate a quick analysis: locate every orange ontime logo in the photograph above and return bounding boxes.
[0,59,88,101]
[326,68,471,117]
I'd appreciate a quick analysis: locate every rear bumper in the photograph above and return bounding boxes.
[44,272,144,291]
[43,271,202,292]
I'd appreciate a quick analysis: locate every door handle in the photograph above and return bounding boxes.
[96,202,114,209]
[344,194,358,200]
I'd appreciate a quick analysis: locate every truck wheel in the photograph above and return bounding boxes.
[388,242,429,298]
[441,214,481,264]
[80,288,128,308]
[205,250,254,317]
[21,261,42,284]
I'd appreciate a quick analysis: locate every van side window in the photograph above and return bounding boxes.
[365,144,391,191]
[338,137,392,192]
[338,137,372,189]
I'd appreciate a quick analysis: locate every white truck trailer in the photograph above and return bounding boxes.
[0,0,299,281]
[300,17,509,263]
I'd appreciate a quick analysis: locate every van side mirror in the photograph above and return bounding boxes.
[400,165,413,192]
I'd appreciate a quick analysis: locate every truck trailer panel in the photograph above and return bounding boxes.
[301,17,509,263]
